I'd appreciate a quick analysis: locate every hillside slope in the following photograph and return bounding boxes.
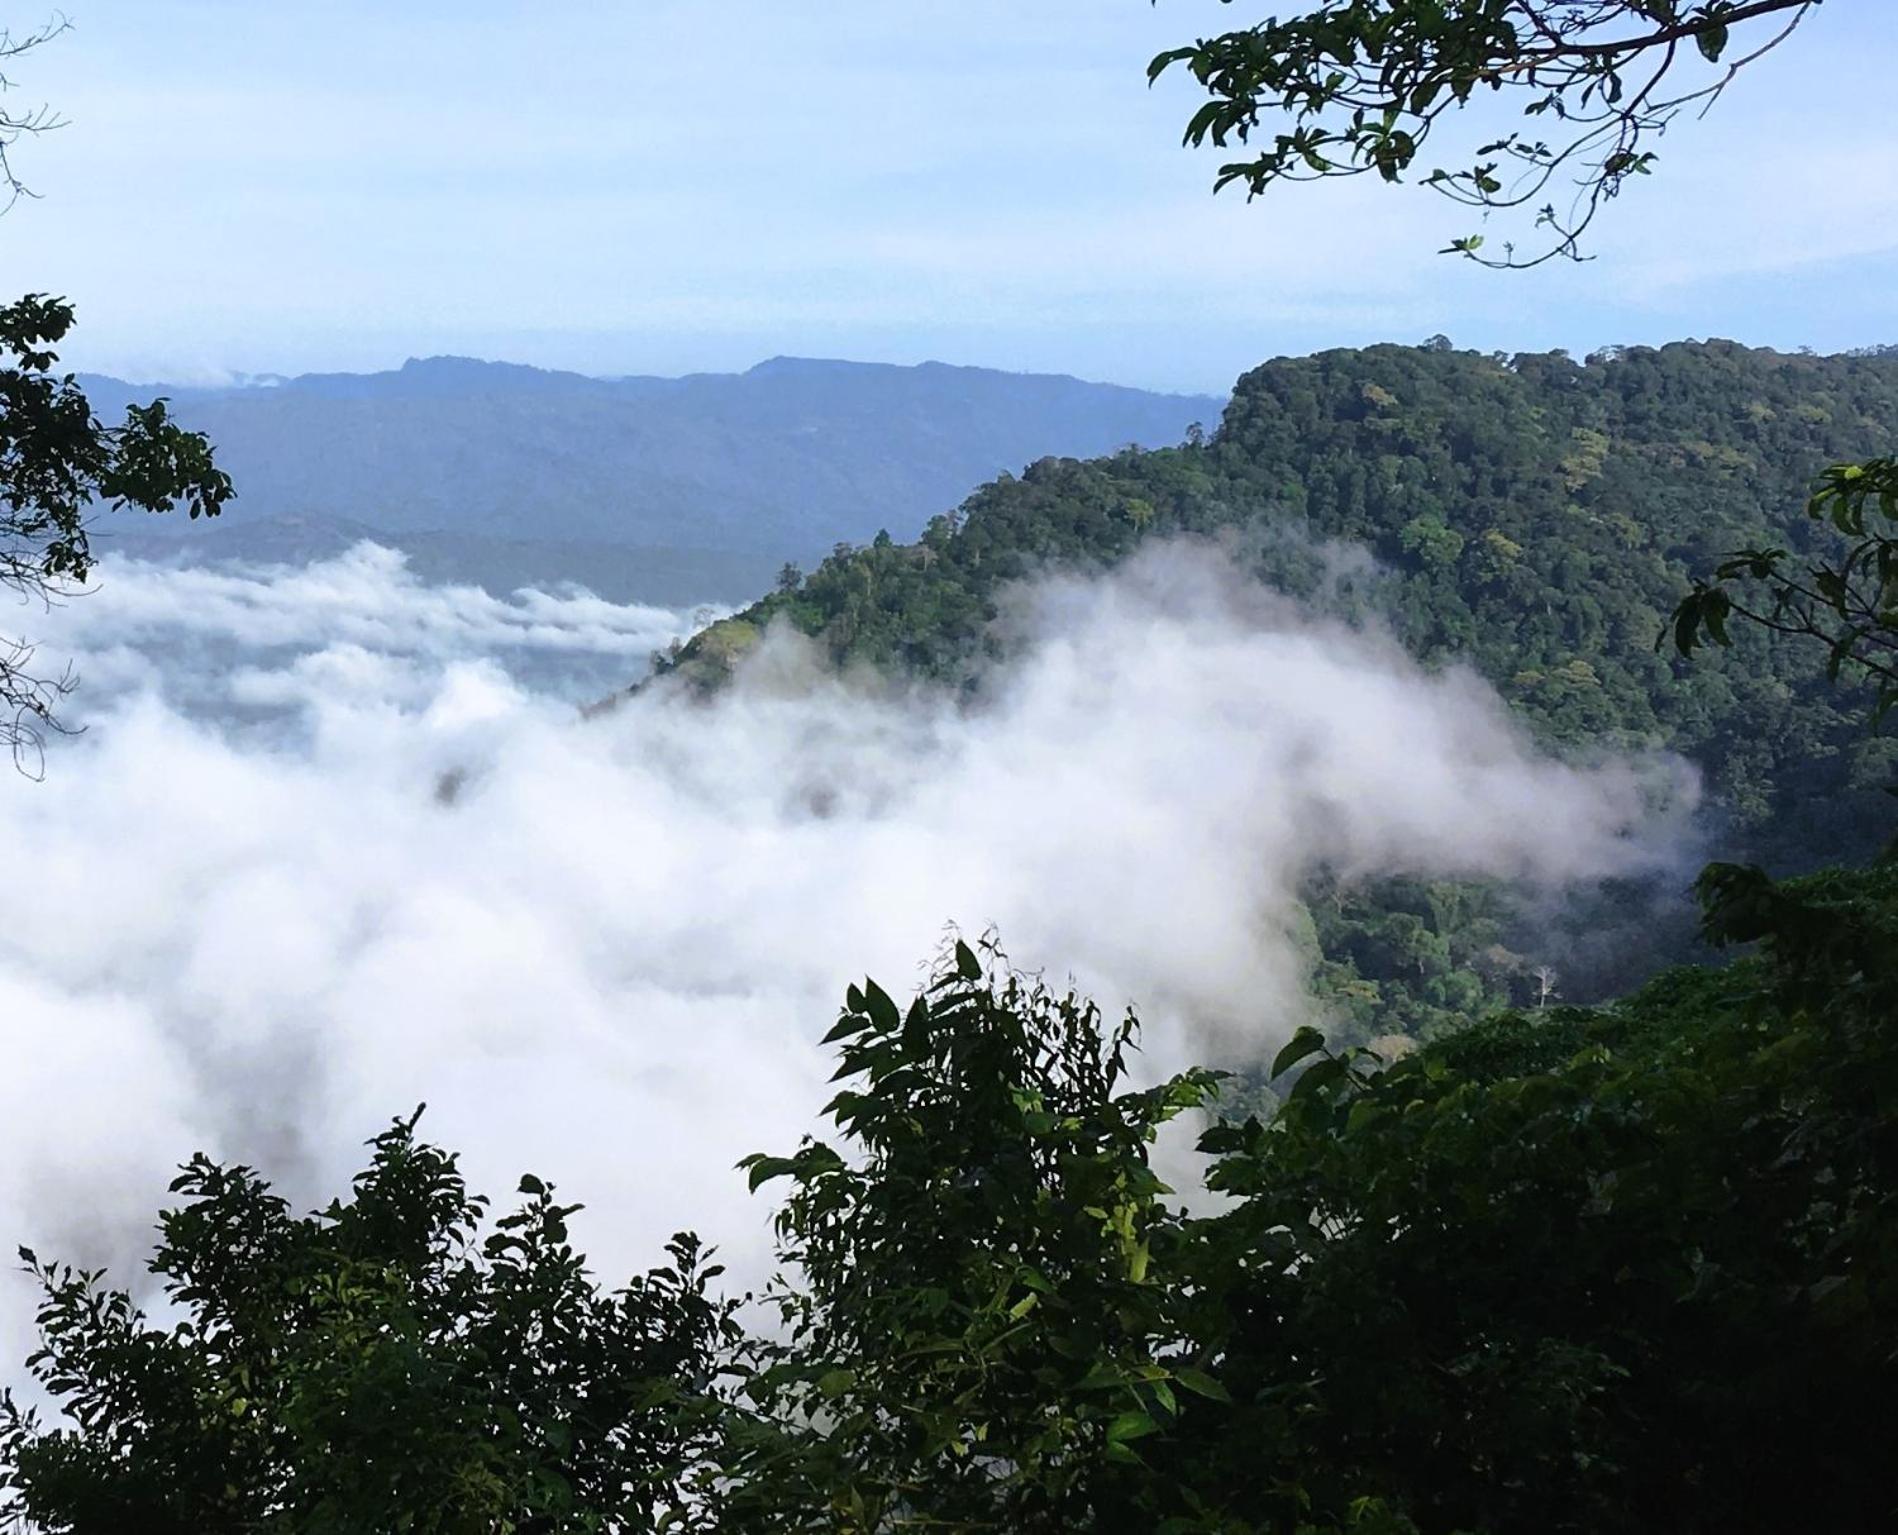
[651,340,1898,1032]
[672,340,1898,845]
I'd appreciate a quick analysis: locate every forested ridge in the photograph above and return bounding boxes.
[652,338,1898,1035]
[678,339,1898,843]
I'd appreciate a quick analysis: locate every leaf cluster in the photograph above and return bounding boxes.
[726,937,1225,1533]
[1,294,232,769]
[1149,1,1818,266]
[1672,455,1898,722]
[0,1110,738,1534]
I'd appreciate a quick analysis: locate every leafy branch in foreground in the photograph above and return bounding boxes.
[1672,456,1898,721]
[1151,0,1819,266]
[0,1110,738,1534]
[729,936,1227,1535]
[0,294,232,771]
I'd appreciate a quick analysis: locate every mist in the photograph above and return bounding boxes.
[0,540,1695,1364]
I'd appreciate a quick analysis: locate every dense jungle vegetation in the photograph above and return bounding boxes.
[679,339,1898,844]
[655,338,1898,1035]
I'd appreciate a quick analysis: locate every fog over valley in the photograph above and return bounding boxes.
[1,540,1691,1361]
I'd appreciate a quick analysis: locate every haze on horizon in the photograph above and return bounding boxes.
[5,0,1897,394]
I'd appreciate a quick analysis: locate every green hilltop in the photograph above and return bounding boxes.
[652,338,1898,1037]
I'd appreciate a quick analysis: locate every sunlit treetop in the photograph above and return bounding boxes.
[1152,0,1822,267]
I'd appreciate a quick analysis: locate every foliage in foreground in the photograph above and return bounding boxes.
[1,294,231,766]
[1151,0,1818,269]
[5,863,1894,1533]
[1674,454,1898,724]
[0,1119,735,1534]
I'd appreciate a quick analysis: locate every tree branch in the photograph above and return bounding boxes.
[1517,0,1817,63]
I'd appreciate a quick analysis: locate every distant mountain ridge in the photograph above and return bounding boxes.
[80,356,1223,602]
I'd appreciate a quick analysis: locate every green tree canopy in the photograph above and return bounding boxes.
[727,940,1223,1534]
[0,1111,737,1534]
[1,294,231,768]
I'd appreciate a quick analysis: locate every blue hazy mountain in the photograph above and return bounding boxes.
[83,355,1223,603]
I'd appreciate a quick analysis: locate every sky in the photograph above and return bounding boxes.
[3,0,1895,395]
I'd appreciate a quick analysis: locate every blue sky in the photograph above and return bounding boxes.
[4,0,1895,393]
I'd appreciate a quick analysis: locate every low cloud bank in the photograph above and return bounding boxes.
[36,541,714,718]
[0,542,1694,1363]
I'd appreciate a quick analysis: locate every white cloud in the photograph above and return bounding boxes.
[0,541,1694,1375]
[43,543,716,723]
[68,542,707,657]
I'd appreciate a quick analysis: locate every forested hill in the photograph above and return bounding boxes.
[669,340,1898,851]
[80,355,1222,603]
[654,340,1898,1032]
